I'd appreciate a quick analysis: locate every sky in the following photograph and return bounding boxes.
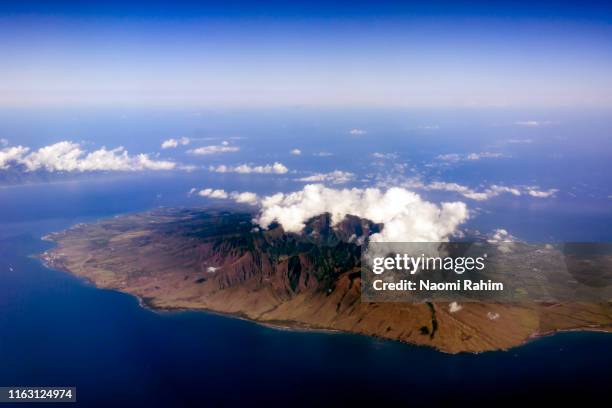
[1,0,612,108]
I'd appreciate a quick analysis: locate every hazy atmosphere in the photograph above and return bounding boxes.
[1,1,611,407]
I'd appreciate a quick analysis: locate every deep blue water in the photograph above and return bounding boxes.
[0,176,611,406]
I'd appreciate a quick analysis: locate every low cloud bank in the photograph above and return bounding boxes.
[1,141,175,172]
[411,179,556,201]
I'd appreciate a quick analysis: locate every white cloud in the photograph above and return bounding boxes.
[488,229,516,243]
[297,170,355,185]
[372,152,398,160]
[196,189,259,205]
[188,144,239,155]
[0,146,29,169]
[256,184,468,242]
[383,175,554,203]
[437,152,506,162]
[466,152,504,160]
[313,151,333,157]
[131,153,176,171]
[506,138,533,144]
[209,162,288,174]
[161,137,190,149]
[161,139,177,149]
[7,141,176,172]
[426,182,521,201]
[198,188,229,199]
[488,185,522,196]
[0,138,8,147]
[188,187,197,196]
[349,128,367,135]
[418,125,440,130]
[290,148,302,156]
[426,181,558,201]
[449,302,463,313]
[487,229,517,253]
[436,153,462,162]
[527,188,558,198]
[427,182,484,199]
[231,191,259,205]
[179,164,198,172]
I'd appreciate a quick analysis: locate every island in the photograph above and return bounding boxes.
[40,208,612,353]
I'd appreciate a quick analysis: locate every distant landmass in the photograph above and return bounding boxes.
[40,208,612,353]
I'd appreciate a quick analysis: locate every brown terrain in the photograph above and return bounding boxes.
[40,208,612,353]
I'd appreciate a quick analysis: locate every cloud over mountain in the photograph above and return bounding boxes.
[256,184,468,242]
[193,183,468,242]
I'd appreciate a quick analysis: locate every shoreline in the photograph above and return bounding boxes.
[135,294,343,335]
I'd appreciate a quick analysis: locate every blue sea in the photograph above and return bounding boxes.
[1,109,611,405]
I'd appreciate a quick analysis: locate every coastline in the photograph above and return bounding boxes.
[136,294,343,335]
